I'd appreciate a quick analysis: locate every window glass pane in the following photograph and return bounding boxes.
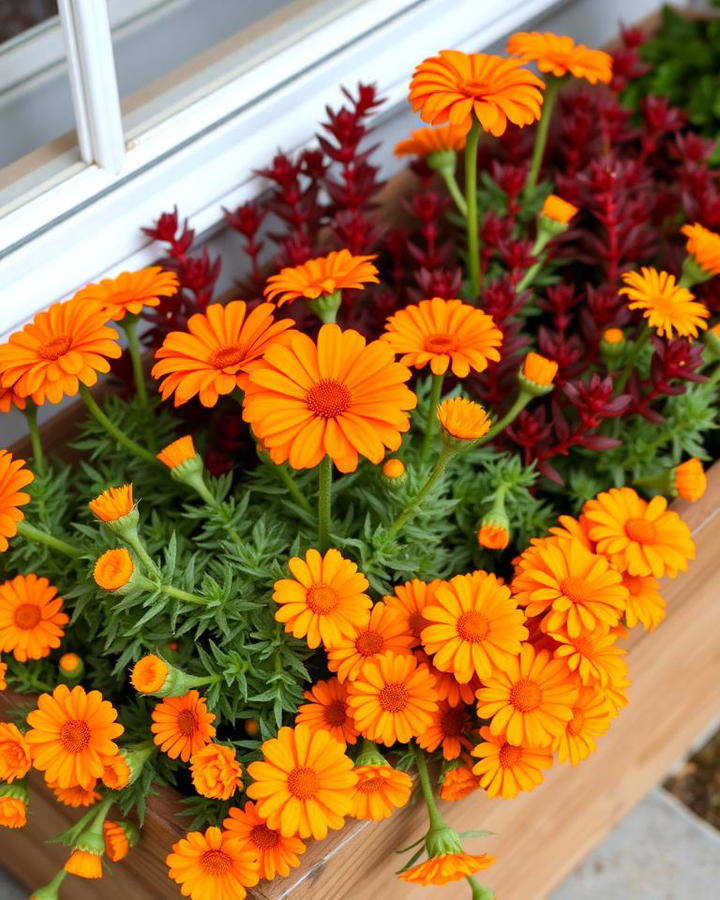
[0,0,58,43]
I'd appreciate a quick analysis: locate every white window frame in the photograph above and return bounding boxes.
[0,0,564,340]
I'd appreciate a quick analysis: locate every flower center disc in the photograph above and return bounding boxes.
[568,709,585,736]
[509,679,542,712]
[200,849,232,875]
[306,379,352,418]
[306,584,339,614]
[424,332,458,354]
[378,682,409,713]
[464,79,492,98]
[13,603,41,630]
[323,700,348,727]
[625,517,657,544]
[209,345,246,370]
[440,707,466,737]
[408,611,428,638]
[287,766,320,799]
[38,335,72,360]
[456,611,490,643]
[498,743,522,768]
[251,823,280,849]
[355,630,385,656]
[560,576,593,606]
[59,720,91,753]
[177,709,198,736]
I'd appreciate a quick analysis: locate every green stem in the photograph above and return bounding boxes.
[515,232,552,294]
[160,582,208,606]
[272,464,313,514]
[23,401,45,476]
[16,520,82,558]
[441,170,468,217]
[124,534,159,576]
[464,119,482,299]
[412,744,445,832]
[317,456,333,552]
[419,372,444,465]
[187,473,244,548]
[121,317,149,410]
[615,328,651,392]
[525,76,560,199]
[476,391,533,446]
[385,445,454,540]
[79,385,159,467]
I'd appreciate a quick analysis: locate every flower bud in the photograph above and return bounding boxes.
[0,781,28,828]
[381,458,406,485]
[518,352,558,396]
[89,485,139,538]
[477,512,510,550]
[103,820,140,862]
[437,397,491,444]
[672,458,707,502]
[58,652,84,681]
[130,654,209,698]
[93,548,136,593]
[157,436,204,482]
[540,194,578,231]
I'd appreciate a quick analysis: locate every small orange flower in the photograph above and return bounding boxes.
[522,352,558,387]
[440,763,481,801]
[382,297,502,377]
[0,722,31,782]
[622,573,666,631]
[381,458,406,479]
[65,848,102,879]
[507,32,612,83]
[326,602,415,683]
[151,690,216,762]
[104,820,136,862]
[101,753,131,790]
[273,548,372,649]
[264,250,379,306]
[49,780,101,807]
[471,725,553,798]
[620,268,709,339]
[478,523,510,549]
[0,450,33,552]
[0,297,121,405]
[553,683,612,765]
[548,623,627,686]
[682,222,720,277]
[93,548,134,591]
[383,578,442,645]
[541,194,578,224]
[395,124,467,158]
[89,484,134,522]
[349,763,413,820]
[191,743,243,800]
[399,851,495,886]
[74,267,179,322]
[157,435,197,469]
[25,684,123,789]
[0,574,68,662]
[673,458,707,502]
[603,328,624,345]
[59,652,82,677]
[224,801,306,881]
[437,397,491,441]
[152,301,294,407]
[417,700,473,760]
[409,50,544,136]
[295,677,358,745]
[0,790,27,828]
[131,654,168,694]
[167,826,260,900]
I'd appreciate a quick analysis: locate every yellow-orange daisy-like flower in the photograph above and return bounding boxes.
[131,654,169,694]
[622,573,666,631]
[88,484,134,522]
[345,651,439,746]
[383,578,442,645]
[0,298,121,405]
[0,722,31,782]
[152,300,294,408]
[553,682,612,765]
[349,763,413,821]
[511,536,628,637]
[224,801,306,882]
[620,268,709,339]
[437,397,491,441]
[673,458,707,502]
[0,574,68,662]
[421,571,527,682]
[549,514,594,550]
[548,623,627,686]
[507,31,612,83]
[157,435,197,469]
[682,222,720,277]
[416,700,473,760]
[541,193,579,225]
[471,725,553,798]
[151,690,216,762]
[476,644,578,747]
[0,791,27,828]
[522,351,559,387]
[326,602,415,683]
[440,763,481,801]
[74,267,179,322]
[0,385,25,414]
[49,779,101,807]
[166,826,260,900]
[581,487,695,578]
[414,648,477,707]
[25,684,123,789]
[273,548,372,649]
[399,850,495,886]
[190,743,243,800]
[243,324,416,472]
[246,724,357,840]
[394,124,467,158]
[382,297,502,377]
[409,50,544,136]
[295,677,358,745]
[0,450,33,553]
[103,820,135,862]
[264,250,379,306]
[93,548,135,591]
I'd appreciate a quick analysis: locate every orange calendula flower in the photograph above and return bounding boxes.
[622,573,666,631]
[603,328,624,346]
[88,484,134,522]
[243,324,416,472]
[103,820,137,862]
[581,486,695,578]
[673,458,707,502]
[399,850,495,886]
[507,32,612,83]
[65,849,103,879]
[421,571,527,682]
[416,700,473,760]
[131,654,169,694]
[346,651,439,746]
[394,124,467,158]
[264,250,379,306]
[273,548,372,649]
[440,762,481,801]
[295,677,358,745]
[0,787,27,828]
[476,644,578,747]
[0,574,68,662]
[0,297,121,405]
[224,801,306,882]
[326,602,415,683]
[74,267,179,322]
[349,763,413,820]
[59,652,83,678]
[50,780,101,807]
[478,521,510,550]
[620,268,709,339]
[682,222,720,277]
[522,351,559,388]
[548,623,627,686]
[0,450,33,553]
[553,683,612,765]
[0,722,31,782]
[25,684,123,789]
[541,194,579,225]
[382,297,502,377]
[246,724,357,840]
[167,826,260,900]
[471,725,553,798]
[151,691,216,762]
[93,548,135,591]
[190,743,243,800]
[512,536,628,637]
[152,300,294,408]
[383,578,442,645]
[437,397,491,441]
[101,752,131,790]
[409,50,544,136]
[157,435,197,469]
[381,458,406,479]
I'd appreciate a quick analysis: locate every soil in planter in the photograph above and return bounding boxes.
[665,726,720,830]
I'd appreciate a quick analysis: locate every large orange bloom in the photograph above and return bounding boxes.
[326,602,415,683]
[399,851,495,886]
[349,763,413,820]
[152,301,294,407]
[471,725,553,798]
[166,826,260,900]
[548,623,627,687]
[0,298,121,404]
[0,574,68,662]
[224,801,306,881]
[394,124,467,158]
[507,32,612,83]
[382,297,502,377]
[243,324,416,472]
[151,690,216,762]
[295,676,358,745]
[246,724,357,840]
[190,743,243,800]
[409,50,544,136]
[0,450,33,553]
[264,250,379,306]
[620,268,709,339]
[25,684,123,789]
[74,267,179,322]
[682,222,720,277]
